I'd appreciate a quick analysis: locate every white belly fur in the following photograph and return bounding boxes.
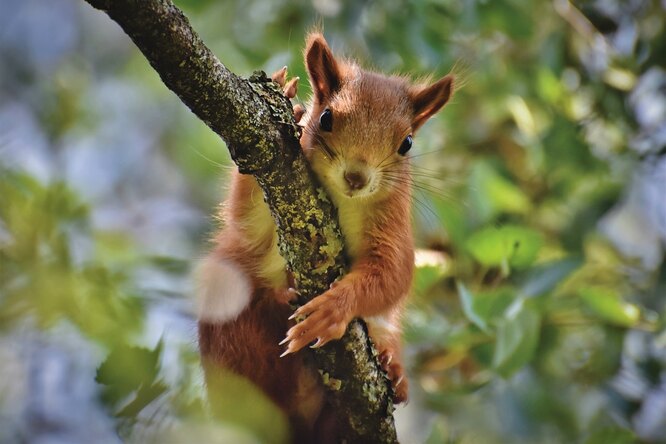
[336,198,367,261]
[241,193,288,288]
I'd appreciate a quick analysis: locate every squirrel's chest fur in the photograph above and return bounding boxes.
[249,183,369,288]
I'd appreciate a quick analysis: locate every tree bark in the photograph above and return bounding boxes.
[82,0,398,442]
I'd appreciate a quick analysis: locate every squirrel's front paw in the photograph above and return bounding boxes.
[279,290,352,356]
[378,350,409,404]
[270,66,304,123]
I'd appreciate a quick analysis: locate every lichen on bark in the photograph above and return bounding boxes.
[82,0,398,442]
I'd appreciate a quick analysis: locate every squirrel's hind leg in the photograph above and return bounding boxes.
[366,309,409,404]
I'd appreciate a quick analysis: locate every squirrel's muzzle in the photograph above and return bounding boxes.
[344,170,368,191]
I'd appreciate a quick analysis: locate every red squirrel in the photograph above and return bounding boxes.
[197,33,453,439]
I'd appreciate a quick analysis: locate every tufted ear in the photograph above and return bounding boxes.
[305,33,342,103]
[410,75,454,131]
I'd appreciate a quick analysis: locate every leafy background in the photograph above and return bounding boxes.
[1,0,665,443]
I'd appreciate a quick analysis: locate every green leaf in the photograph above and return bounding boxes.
[458,282,490,332]
[466,225,543,270]
[115,381,168,418]
[579,287,640,327]
[207,370,290,444]
[469,161,531,222]
[584,426,635,444]
[478,0,533,40]
[432,198,467,247]
[96,340,163,406]
[147,255,191,274]
[519,257,582,297]
[413,265,446,297]
[537,67,564,104]
[457,283,514,332]
[493,302,541,377]
[403,309,451,345]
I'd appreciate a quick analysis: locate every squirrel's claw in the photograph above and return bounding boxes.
[271,65,288,87]
[379,351,393,367]
[279,347,293,358]
[280,292,351,356]
[276,287,300,305]
[283,77,299,99]
[293,104,305,124]
[378,348,409,404]
[270,66,298,98]
[270,67,302,124]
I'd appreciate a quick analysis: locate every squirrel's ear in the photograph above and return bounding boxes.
[305,34,342,103]
[410,75,454,131]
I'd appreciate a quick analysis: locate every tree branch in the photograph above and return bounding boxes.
[82,0,397,441]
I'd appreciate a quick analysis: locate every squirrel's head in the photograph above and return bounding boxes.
[300,33,454,203]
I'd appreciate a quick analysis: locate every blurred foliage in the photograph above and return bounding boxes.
[0,170,144,343]
[1,0,665,443]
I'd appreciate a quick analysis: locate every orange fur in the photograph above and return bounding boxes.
[198,33,454,441]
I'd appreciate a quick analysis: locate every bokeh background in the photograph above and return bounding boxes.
[1,0,665,443]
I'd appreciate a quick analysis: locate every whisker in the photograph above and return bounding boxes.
[410,164,456,175]
[378,158,404,170]
[383,176,441,223]
[382,171,451,190]
[381,164,467,188]
[410,171,465,187]
[191,146,230,170]
[382,173,460,203]
[407,147,450,160]
[378,148,452,171]
[383,168,459,183]
[302,126,340,161]
[411,191,440,222]
[376,149,400,170]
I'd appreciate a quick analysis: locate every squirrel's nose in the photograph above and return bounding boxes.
[344,170,368,191]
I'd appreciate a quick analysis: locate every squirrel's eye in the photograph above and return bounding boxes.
[398,135,413,156]
[319,108,333,132]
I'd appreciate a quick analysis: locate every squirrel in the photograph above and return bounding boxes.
[197,33,453,442]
